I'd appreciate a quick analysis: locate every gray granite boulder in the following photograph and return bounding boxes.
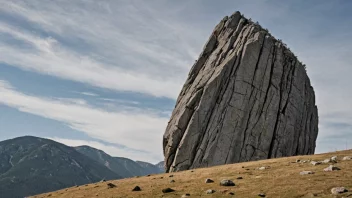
[163,11,319,172]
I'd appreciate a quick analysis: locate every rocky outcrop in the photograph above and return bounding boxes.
[163,11,318,172]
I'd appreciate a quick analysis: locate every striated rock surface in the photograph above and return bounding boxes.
[163,11,318,172]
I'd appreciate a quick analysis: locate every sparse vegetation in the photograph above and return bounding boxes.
[32,150,352,198]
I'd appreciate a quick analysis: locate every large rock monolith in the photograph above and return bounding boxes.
[163,11,319,172]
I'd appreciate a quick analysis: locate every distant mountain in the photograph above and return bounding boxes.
[136,161,163,174]
[0,136,121,198]
[75,146,163,178]
[155,161,165,173]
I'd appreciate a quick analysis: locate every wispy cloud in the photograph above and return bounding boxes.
[0,1,206,99]
[0,22,182,98]
[0,80,168,162]
[1,0,352,158]
[73,91,99,97]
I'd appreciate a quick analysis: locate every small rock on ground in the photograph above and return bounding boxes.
[343,156,352,160]
[162,188,175,193]
[236,176,243,179]
[331,187,347,195]
[324,165,341,172]
[181,193,190,197]
[206,189,216,194]
[170,180,175,183]
[132,186,141,191]
[311,161,321,166]
[205,178,214,183]
[228,192,235,195]
[169,175,174,177]
[258,193,266,197]
[322,159,332,163]
[107,183,116,189]
[331,156,338,161]
[220,179,235,186]
[258,166,267,170]
[300,171,314,175]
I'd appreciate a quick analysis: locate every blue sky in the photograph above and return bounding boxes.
[0,0,351,163]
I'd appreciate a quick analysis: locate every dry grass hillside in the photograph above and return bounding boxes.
[32,150,352,198]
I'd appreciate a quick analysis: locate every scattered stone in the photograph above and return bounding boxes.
[147,174,151,177]
[324,165,341,172]
[205,178,214,183]
[258,193,266,197]
[170,180,175,183]
[236,176,243,180]
[300,171,314,175]
[311,161,321,166]
[169,175,174,178]
[160,177,164,179]
[220,179,235,186]
[331,156,338,161]
[343,156,352,160]
[106,183,116,189]
[296,159,301,163]
[162,188,175,193]
[242,166,245,168]
[132,186,141,191]
[258,166,270,170]
[331,187,347,195]
[322,159,332,163]
[206,189,216,194]
[246,168,250,171]
[181,194,191,197]
[229,192,235,195]
[100,179,106,182]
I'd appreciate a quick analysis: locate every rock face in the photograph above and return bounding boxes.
[163,11,318,172]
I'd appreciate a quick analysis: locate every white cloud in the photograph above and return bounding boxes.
[99,98,140,105]
[0,22,182,98]
[0,80,167,162]
[0,0,351,158]
[0,1,206,99]
[73,92,99,97]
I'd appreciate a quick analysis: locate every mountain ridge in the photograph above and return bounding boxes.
[0,136,163,198]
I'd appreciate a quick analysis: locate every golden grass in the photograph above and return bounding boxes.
[32,150,352,198]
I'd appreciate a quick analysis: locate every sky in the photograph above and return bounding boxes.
[0,0,351,164]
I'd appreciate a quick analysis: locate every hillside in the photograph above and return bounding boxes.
[32,150,352,198]
[75,146,163,178]
[0,136,121,198]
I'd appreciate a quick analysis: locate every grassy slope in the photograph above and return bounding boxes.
[32,150,352,198]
